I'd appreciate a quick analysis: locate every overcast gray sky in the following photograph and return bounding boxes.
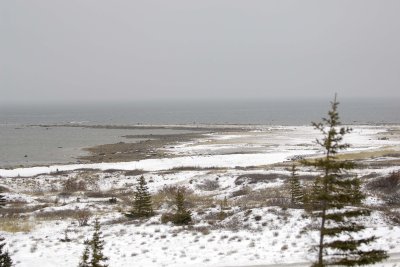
[1,0,400,104]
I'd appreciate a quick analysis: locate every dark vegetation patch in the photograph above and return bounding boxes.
[124,170,147,176]
[0,204,49,216]
[0,186,10,193]
[384,209,400,224]
[85,188,133,199]
[231,186,252,197]
[361,172,380,179]
[195,179,220,191]
[366,171,400,193]
[361,160,400,169]
[297,174,317,181]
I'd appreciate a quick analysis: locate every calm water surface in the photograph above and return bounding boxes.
[0,99,399,168]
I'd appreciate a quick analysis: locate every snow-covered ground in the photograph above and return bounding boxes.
[1,125,400,267]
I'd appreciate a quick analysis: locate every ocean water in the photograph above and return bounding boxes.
[0,98,399,168]
[1,98,399,125]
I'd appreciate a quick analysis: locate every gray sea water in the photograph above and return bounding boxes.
[0,98,399,168]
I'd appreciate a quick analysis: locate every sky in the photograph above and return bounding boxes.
[1,0,400,104]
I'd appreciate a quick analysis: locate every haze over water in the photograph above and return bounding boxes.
[1,98,399,126]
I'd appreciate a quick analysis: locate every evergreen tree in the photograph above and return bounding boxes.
[288,164,303,206]
[0,236,12,267]
[302,95,387,266]
[78,241,90,267]
[128,176,153,218]
[90,219,108,267]
[78,219,108,267]
[172,189,192,225]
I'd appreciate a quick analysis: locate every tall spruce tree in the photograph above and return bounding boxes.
[0,237,12,267]
[129,176,153,218]
[288,164,303,206]
[78,219,108,267]
[303,95,387,266]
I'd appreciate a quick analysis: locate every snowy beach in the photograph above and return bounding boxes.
[1,124,400,267]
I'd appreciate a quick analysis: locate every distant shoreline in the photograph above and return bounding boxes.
[1,124,399,170]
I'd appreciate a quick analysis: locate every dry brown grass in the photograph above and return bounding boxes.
[35,209,79,221]
[233,186,290,208]
[0,217,34,233]
[152,185,216,210]
[333,148,399,161]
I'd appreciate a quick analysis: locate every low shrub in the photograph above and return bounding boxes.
[125,170,147,176]
[196,179,220,191]
[158,185,193,198]
[62,177,86,193]
[231,186,252,198]
[235,174,285,185]
[204,211,232,221]
[367,171,400,193]
[172,211,192,225]
[161,212,192,225]
[223,217,243,231]
[74,209,92,226]
[161,212,174,224]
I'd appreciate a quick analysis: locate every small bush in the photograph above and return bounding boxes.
[267,197,290,207]
[161,212,192,225]
[172,211,192,225]
[204,211,232,221]
[161,213,174,224]
[62,178,86,193]
[231,186,252,198]
[235,173,286,185]
[254,215,262,221]
[196,179,220,191]
[74,209,92,226]
[125,170,147,176]
[158,185,193,199]
[223,216,244,231]
[85,191,114,198]
[192,226,210,235]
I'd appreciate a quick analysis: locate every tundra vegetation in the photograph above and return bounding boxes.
[0,97,397,267]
